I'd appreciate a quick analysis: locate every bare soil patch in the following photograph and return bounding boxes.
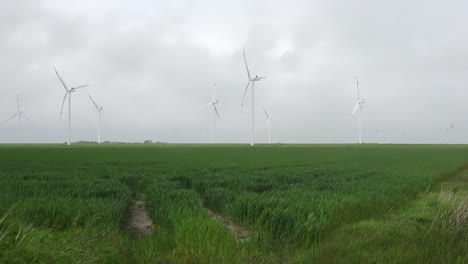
[129,194,154,238]
[200,200,250,242]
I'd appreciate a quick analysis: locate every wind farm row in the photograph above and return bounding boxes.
[3,49,368,146]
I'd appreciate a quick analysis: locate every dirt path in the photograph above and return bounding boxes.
[199,200,250,242]
[129,194,154,238]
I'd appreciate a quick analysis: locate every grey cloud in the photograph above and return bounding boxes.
[0,0,467,144]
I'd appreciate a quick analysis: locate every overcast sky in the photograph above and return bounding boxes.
[1,0,467,144]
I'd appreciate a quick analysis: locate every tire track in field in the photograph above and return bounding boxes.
[128,193,154,238]
[199,199,251,242]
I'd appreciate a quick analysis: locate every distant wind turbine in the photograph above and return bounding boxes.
[54,66,89,145]
[444,123,455,144]
[263,107,272,144]
[351,76,365,144]
[203,83,220,143]
[241,49,266,146]
[3,95,27,143]
[88,94,104,144]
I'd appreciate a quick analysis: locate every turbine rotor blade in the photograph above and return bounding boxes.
[212,83,217,102]
[356,76,360,101]
[351,101,359,115]
[243,49,251,80]
[16,96,20,112]
[241,80,251,112]
[73,84,89,90]
[202,102,212,110]
[54,66,69,91]
[60,92,68,120]
[88,94,99,110]
[214,106,220,120]
[3,113,18,124]
[263,107,269,118]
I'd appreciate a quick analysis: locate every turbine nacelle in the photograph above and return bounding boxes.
[70,84,89,93]
[358,99,365,108]
[250,75,266,82]
[263,108,272,120]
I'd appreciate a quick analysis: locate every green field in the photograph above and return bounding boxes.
[0,144,467,263]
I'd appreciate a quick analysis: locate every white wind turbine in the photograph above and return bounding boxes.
[54,66,89,146]
[241,49,266,146]
[88,94,104,144]
[3,96,26,143]
[351,76,365,144]
[203,83,220,143]
[263,107,272,144]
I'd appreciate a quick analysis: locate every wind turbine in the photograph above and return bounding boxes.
[54,66,89,146]
[351,76,365,144]
[263,107,272,144]
[88,94,104,144]
[203,83,220,143]
[241,49,266,146]
[444,123,455,144]
[3,95,26,143]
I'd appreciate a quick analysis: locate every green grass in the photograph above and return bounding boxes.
[307,166,468,263]
[0,144,467,263]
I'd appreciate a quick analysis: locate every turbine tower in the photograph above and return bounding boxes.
[88,94,104,144]
[263,107,272,144]
[241,49,266,146]
[4,95,25,143]
[203,83,220,143]
[54,66,88,146]
[351,76,365,144]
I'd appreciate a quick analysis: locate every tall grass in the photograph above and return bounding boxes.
[0,206,15,242]
[0,144,467,262]
[431,188,468,232]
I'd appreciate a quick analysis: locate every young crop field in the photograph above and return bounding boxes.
[0,144,467,263]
